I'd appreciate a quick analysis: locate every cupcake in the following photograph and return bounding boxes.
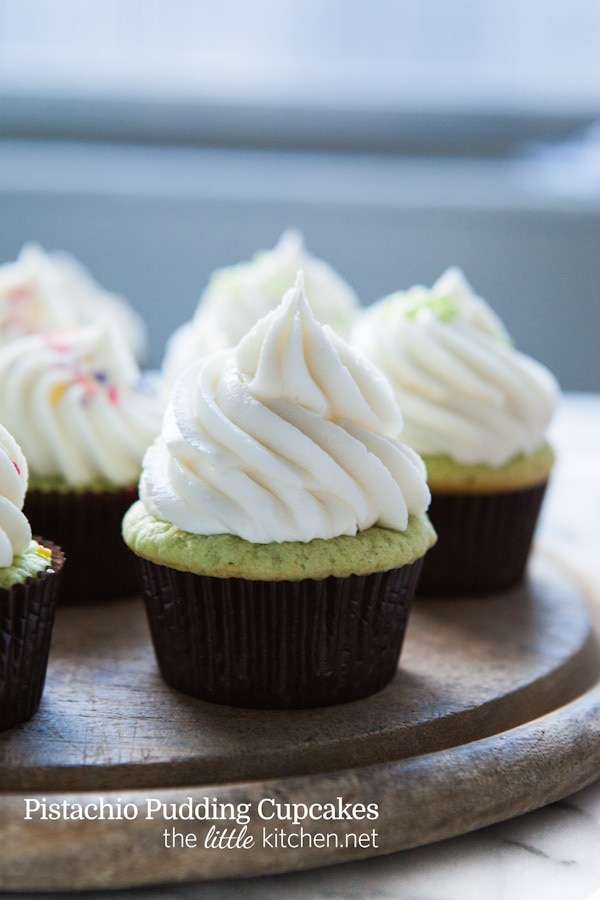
[123,273,435,709]
[0,323,165,602]
[352,267,559,594]
[162,230,359,386]
[0,242,147,362]
[0,424,64,731]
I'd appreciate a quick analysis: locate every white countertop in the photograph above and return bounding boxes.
[9,392,600,900]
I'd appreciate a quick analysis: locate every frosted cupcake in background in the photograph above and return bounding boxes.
[124,273,435,708]
[0,243,147,362]
[162,230,359,386]
[0,424,64,730]
[351,267,559,594]
[0,323,165,602]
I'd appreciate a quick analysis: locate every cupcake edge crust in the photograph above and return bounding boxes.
[423,441,554,494]
[122,501,436,582]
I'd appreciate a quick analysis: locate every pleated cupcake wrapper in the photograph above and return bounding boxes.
[139,558,424,709]
[418,481,549,596]
[24,487,141,603]
[0,541,65,731]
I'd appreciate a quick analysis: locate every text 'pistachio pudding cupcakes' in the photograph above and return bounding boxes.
[124,273,435,709]
[0,424,64,731]
[0,323,165,603]
[162,229,360,386]
[0,242,147,362]
[352,267,559,595]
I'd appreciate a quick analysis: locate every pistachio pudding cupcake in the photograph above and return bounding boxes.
[124,273,435,708]
[162,230,359,386]
[0,424,64,730]
[0,323,165,602]
[352,267,559,594]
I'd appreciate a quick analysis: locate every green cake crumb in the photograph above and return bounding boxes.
[122,501,436,581]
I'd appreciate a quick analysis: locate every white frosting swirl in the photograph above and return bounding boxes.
[0,324,166,486]
[0,243,147,361]
[352,267,559,466]
[142,274,430,544]
[162,230,359,385]
[0,424,31,566]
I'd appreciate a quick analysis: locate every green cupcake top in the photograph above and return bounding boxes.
[0,540,53,590]
[27,473,129,494]
[423,441,555,493]
[122,500,436,581]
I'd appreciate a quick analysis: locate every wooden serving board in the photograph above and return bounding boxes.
[1,549,600,891]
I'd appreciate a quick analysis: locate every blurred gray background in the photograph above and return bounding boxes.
[1,0,599,389]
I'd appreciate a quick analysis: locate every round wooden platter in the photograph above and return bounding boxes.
[2,549,600,891]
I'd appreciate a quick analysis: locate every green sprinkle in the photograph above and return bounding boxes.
[396,288,461,323]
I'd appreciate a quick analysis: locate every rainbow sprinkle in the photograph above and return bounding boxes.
[49,382,68,404]
[0,284,36,335]
[44,334,121,407]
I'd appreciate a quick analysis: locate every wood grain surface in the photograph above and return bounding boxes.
[1,550,600,890]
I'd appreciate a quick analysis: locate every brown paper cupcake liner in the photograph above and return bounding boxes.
[417,481,548,596]
[0,540,65,731]
[24,486,141,603]
[138,558,424,709]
